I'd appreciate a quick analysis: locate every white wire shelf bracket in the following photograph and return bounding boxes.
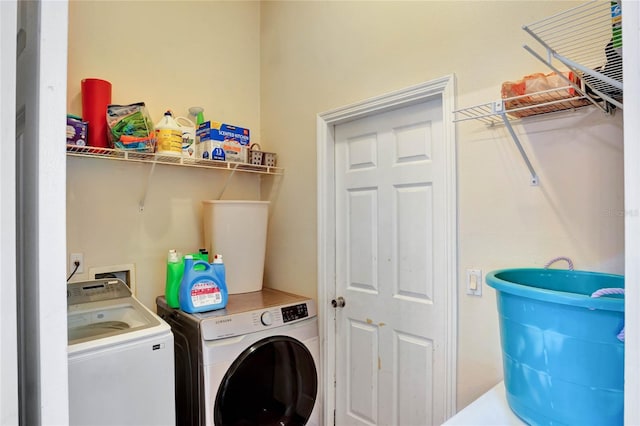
[66,145,284,176]
[454,100,540,186]
[522,0,623,111]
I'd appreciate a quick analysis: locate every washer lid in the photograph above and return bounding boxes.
[67,279,164,347]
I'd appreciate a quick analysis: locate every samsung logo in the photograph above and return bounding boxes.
[215,318,232,324]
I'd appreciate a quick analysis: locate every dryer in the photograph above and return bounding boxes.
[157,288,321,426]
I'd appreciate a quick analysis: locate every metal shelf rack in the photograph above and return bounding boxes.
[67,145,284,210]
[453,0,623,186]
[66,145,283,175]
[523,0,622,112]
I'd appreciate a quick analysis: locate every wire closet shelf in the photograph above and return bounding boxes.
[66,145,284,176]
[454,0,623,126]
[522,0,622,111]
[452,1,623,186]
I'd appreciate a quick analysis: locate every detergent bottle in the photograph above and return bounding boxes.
[175,116,196,158]
[212,254,226,287]
[165,249,183,308]
[155,111,183,155]
[179,255,228,313]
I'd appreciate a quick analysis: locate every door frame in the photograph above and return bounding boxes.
[0,1,19,422]
[317,75,458,423]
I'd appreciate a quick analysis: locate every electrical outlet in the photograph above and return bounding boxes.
[466,268,482,296]
[70,253,84,274]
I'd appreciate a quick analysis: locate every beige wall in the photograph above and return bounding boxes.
[259,0,624,410]
[66,0,263,308]
[66,0,624,414]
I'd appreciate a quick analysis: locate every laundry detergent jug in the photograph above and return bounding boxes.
[179,255,228,314]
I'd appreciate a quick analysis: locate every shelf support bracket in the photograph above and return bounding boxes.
[495,102,539,186]
[139,161,157,212]
[215,163,240,200]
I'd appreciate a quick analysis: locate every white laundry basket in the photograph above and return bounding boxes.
[202,200,269,294]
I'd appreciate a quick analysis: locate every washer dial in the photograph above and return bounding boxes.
[260,311,273,326]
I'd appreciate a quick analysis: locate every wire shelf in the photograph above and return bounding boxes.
[523,0,623,110]
[453,85,590,125]
[452,1,623,186]
[66,145,284,176]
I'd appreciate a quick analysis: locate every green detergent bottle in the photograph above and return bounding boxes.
[165,249,183,308]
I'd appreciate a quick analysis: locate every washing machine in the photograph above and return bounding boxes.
[67,279,175,426]
[156,288,321,426]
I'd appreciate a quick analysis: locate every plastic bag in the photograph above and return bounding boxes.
[501,72,589,118]
[106,102,156,152]
[501,71,582,98]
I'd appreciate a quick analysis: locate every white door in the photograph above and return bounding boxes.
[333,97,454,426]
[15,1,69,424]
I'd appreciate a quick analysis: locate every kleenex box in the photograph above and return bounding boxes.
[196,121,250,162]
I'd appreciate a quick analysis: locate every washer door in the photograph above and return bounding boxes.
[214,335,317,426]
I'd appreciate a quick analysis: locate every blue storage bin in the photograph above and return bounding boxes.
[486,268,624,426]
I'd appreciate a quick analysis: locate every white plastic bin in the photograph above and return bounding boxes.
[202,200,269,294]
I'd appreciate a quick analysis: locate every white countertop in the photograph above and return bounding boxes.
[443,381,526,426]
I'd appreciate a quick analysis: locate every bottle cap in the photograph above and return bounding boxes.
[168,249,180,262]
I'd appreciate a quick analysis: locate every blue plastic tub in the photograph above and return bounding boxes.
[486,268,625,426]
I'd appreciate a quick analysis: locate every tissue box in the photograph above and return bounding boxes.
[196,121,250,162]
[66,116,88,146]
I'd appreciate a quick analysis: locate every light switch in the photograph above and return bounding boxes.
[469,274,478,290]
[467,268,482,296]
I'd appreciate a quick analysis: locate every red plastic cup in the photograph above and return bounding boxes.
[81,78,112,148]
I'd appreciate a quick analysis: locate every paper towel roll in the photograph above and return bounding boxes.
[81,78,112,148]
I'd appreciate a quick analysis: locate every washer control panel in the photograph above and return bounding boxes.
[67,279,131,306]
[281,303,309,323]
[199,298,317,341]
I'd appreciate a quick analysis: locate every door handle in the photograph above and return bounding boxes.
[331,297,346,308]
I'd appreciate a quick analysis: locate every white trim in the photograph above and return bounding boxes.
[0,1,19,423]
[317,75,458,423]
[36,1,69,423]
[623,0,640,424]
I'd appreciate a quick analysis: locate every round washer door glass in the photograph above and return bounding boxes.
[215,335,317,426]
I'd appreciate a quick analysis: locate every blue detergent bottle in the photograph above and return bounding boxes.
[179,255,228,314]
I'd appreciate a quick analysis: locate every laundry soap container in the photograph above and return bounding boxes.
[202,200,269,294]
[179,255,228,314]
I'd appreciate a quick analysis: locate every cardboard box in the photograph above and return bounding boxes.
[66,116,88,146]
[196,121,250,162]
[199,140,227,161]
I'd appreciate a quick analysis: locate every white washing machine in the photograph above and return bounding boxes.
[156,288,321,426]
[67,279,175,426]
